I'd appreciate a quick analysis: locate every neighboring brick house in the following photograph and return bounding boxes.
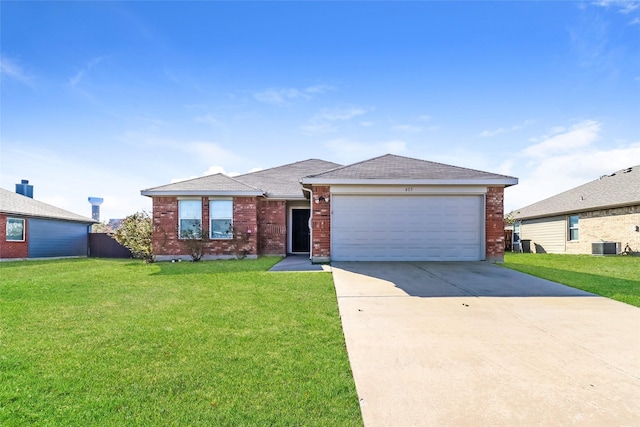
[142,154,517,262]
[1,184,96,260]
[513,165,640,255]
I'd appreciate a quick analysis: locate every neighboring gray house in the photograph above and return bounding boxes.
[513,165,640,255]
[0,182,96,260]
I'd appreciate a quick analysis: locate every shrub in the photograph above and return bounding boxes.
[113,211,153,262]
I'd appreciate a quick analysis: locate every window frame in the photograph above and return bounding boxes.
[178,199,202,239]
[568,215,579,241]
[6,217,25,242]
[209,199,233,240]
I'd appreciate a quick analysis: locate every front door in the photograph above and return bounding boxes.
[291,209,311,253]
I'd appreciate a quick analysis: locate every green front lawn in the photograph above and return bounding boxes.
[503,253,640,307]
[0,258,362,426]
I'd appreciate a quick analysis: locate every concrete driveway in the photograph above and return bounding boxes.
[332,262,640,426]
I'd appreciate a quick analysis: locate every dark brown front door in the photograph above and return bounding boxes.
[291,209,311,253]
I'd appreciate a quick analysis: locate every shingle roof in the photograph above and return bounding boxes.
[0,188,96,223]
[235,159,341,198]
[302,154,517,183]
[141,173,264,196]
[514,165,640,219]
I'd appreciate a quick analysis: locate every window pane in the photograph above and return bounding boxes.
[569,229,578,241]
[179,200,202,220]
[210,200,232,219]
[569,215,579,228]
[568,215,579,241]
[180,219,202,238]
[6,218,25,241]
[211,219,232,239]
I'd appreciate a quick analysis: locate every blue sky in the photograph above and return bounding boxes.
[1,1,639,220]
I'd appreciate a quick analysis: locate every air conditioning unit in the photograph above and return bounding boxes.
[591,242,620,256]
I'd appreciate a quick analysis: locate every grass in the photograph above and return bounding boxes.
[503,253,640,307]
[0,258,362,426]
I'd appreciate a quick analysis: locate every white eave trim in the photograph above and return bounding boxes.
[141,190,264,197]
[300,178,518,186]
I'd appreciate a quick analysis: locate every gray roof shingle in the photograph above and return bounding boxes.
[302,154,517,183]
[514,165,640,219]
[235,159,341,198]
[0,188,96,223]
[141,173,264,196]
[141,160,342,198]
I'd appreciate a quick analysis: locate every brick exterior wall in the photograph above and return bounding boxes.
[485,187,505,262]
[152,196,259,260]
[257,199,287,256]
[0,213,28,259]
[310,185,331,262]
[566,204,640,255]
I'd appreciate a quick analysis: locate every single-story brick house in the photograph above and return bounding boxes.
[512,165,640,255]
[1,183,96,260]
[142,154,518,262]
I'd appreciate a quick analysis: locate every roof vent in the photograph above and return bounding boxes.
[16,179,34,198]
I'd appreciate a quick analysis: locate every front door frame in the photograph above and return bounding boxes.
[288,206,311,254]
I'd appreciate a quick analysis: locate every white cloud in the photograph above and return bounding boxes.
[304,84,335,94]
[254,88,307,106]
[318,106,367,121]
[68,56,104,87]
[0,143,152,220]
[0,55,33,84]
[202,165,240,177]
[592,0,639,14]
[503,119,639,212]
[521,120,600,157]
[194,114,223,127]
[323,138,407,163]
[479,119,534,138]
[300,122,337,133]
[301,105,368,134]
[253,84,335,106]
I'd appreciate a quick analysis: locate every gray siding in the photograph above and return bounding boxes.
[28,218,89,258]
[521,216,567,254]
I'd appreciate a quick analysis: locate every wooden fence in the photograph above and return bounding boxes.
[89,233,133,258]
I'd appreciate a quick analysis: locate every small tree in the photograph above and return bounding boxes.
[113,211,153,263]
[180,225,210,262]
[504,210,516,225]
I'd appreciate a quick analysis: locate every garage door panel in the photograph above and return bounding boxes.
[331,195,483,261]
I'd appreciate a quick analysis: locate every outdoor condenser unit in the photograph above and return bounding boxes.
[591,242,620,256]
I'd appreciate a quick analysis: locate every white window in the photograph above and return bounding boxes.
[179,200,202,238]
[568,215,579,241]
[6,218,25,241]
[210,200,233,239]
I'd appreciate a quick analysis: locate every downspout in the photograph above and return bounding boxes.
[301,186,313,260]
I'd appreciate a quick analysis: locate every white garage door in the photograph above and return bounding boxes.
[331,195,484,261]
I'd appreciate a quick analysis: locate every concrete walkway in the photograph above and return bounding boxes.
[332,262,640,426]
[268,254,330,272]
